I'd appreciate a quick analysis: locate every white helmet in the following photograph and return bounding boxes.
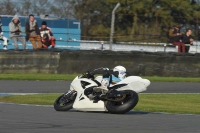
[113,66,126,80]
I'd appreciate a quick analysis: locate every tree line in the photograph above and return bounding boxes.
[0,0,200,42]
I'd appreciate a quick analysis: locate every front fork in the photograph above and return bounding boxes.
[64,90,77,100]
[64,90,73,96]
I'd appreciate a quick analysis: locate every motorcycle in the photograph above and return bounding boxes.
[54,73,150,114]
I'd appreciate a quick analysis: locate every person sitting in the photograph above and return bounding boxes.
[9,15,26,50]
[84,66,127,103]
[39,21,56,48]
[25,14,42,50]
[0,16,9,50]
[169,24,185,53]
[182,28,194,53]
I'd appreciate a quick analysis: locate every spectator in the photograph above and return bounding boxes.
[0,16,8,50]
[39,21,56,48]
[169,24,185,53]
[182,28,194,53]
[25,14,42,50]
[9,15,26,50]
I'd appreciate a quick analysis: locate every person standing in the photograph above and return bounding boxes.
[9,15,26,50]
[25,14,42,50]
[0,16,8,50]
[169,25,185,53]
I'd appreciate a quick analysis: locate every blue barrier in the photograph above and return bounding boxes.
[0,15,81,50]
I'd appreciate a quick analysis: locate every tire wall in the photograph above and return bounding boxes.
[58,51,200,77]
[0,51,60,74]
[1,50,200,77]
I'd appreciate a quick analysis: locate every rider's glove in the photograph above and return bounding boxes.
[103,68,109,71]
[84,71,94,79]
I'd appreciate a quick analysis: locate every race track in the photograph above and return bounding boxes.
[1,103,200,133]
[0,80,200,93]
[0,81,200,133]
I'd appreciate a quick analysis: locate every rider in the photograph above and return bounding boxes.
[84,66,127,103]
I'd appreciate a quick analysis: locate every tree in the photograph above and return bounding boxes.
[0,0,16,15]
[0,0,199,42]
[70,0,113,40]
[107,0,156,41]
[49,0,74,18]
[32,0,51,16]
[19,0,32,16]
[106,0,197,42]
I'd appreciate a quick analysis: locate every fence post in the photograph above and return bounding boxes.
[196,16,198,38]
[110,2,120,50]
[101,41,104,51]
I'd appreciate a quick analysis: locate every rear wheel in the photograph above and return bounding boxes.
[54,93,77,111]
[105,90,138,114]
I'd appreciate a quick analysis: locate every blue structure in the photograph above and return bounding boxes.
[0,15,81,50]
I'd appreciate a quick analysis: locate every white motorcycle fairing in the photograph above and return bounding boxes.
[70,76,106,111]
[115,76,150,93]
[69,76,150,112]
[95,76,150,93]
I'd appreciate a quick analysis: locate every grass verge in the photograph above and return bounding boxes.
[135,94,200,114]
[0,94,59,105]
[0,74,77,81]
[1,74,200,82]
[0,94,199,114]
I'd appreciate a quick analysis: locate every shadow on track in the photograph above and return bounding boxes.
[57,109,150,115]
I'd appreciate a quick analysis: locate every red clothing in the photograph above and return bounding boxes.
[40,27,53,37]
[39,27,56,48]
[42,37,56,48]
[172,42,185,53]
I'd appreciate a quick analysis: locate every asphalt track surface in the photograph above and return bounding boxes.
[0,80,200,133]
[0,80,200,93]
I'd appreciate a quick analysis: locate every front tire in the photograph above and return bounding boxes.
[54,94,76,111]
[105,90,138,114]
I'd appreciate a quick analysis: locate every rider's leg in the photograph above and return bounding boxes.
[84,87,96,100]
[93,78,109,93]
[92,78,110,103]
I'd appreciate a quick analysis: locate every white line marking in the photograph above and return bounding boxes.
[141,93,200,94]
[0,102,53,107]
[1,93,199,95]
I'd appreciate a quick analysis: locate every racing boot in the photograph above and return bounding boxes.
[93,93,107,103]
[93,79,109,93]
[93,95,100,103]
[88,94,95,101]
[93,86,108,94]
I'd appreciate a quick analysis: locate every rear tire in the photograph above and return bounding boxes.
[54,94,76,111]
[105,90,138,114]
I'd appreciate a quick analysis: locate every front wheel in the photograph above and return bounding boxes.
[105,90,138,114]
[54,92,77,111]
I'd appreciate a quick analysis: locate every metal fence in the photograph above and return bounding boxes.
[0,15,80,49]
[1,14,200,53]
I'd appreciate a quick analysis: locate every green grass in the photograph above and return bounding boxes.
[0,94,60,105]
[144,76,200,82]
[135,94,200,114]
[0,94,200,114]
[1,74,200,82]
[0,74,77,81]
